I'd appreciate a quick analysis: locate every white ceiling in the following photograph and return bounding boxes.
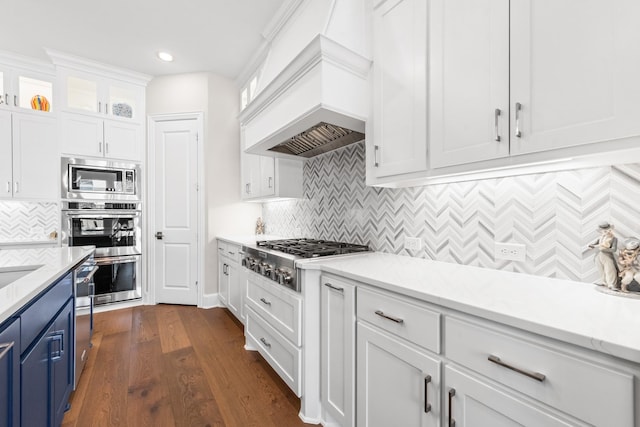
[1,0,287,79]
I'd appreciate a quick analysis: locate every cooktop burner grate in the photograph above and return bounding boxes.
[257,238,369,258]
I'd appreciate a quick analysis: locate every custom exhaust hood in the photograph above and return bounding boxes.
[239,34,371,159]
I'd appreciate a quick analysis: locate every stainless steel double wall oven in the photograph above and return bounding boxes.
[61,157,142,306]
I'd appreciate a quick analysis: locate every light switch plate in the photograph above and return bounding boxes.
[405,237,422,251]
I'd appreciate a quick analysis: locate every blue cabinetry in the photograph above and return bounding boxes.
[17,271,74,427]
[0,318,20,427]
[21,298,73,427]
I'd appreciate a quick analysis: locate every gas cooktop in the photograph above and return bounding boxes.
[256,238,370,258]
[241,238,370,292]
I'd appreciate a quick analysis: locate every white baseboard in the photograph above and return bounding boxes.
[200,293,222,308]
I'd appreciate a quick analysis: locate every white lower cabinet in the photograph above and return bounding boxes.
[315,274,639,427]
[321,275,356,427]
[216,240,242,322]
[356,322,440,427]
[245,270,303,396]
[444,365,576,427]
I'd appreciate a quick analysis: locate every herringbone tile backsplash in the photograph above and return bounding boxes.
[0,201,59,243]
[262,142,640,283]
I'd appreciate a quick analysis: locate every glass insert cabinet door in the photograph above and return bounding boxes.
[65,72,139,120]
[0,69,53,112]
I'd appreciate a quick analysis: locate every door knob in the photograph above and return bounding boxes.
[155,231,163,240]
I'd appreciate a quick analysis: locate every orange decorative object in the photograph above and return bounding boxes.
[31,95,50,111]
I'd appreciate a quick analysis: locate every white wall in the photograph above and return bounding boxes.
[147,73,261,297]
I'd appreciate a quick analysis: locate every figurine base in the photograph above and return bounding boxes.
[594,284,640,299]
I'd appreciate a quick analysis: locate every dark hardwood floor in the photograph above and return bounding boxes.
[62,304,318,427]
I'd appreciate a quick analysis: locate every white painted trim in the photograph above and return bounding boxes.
[46,48,152,85]
[235,0,306,88]
[238,35,371,124]
[0,49,56,75]
[201,293,222,309]
[147,112,206,307]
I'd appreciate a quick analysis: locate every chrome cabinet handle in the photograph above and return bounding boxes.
[228,251,235,255]
[494,108,501,142]
[424,375,432,413]
[448,388,456,427]
[13,182,18,193]
[488,354,546,382]
[105,103,109,114]
[223,264,228,275]
[260,297,271,306]
[268,177,273,188]
[260,337,271,348]
[0,341,14,361]
[98,101,101,113]
[515,102,523,138]
[4,94,7,105]
[324,282,344,292]
[374,310,404,324]
[13,95,17,107]
[106,143,109,154]
[5,181,10,193]
[155,231,164,240]
[50,332,64,361]
[99,142,103,153]
[374,145,380,167]
[247,183,251,194]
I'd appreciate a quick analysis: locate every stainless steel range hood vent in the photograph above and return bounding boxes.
[268,122,365,158]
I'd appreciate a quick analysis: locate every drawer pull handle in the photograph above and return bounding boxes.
[260,337,271,348]
[260,297,271,306]
[488,355,546,382]
[324,283,344,292]
[448,388,456,427]
[374,310,404,324]
[0,341,14,361]
[424,375,432,413]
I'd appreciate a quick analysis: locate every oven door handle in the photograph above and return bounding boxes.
[82,265,100,283]
[63,212,141,219]
[96,255,139,265]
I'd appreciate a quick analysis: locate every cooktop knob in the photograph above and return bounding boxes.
[279,274,292,285]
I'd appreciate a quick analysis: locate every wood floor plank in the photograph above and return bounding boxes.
[93,307,133,336]
[131,304,160,343]
[156,305,191,353]
[63,305,317,427]
[162,346,225,427]
[75,331,131,427]
[62,331,104,427]
[127,337,176,427]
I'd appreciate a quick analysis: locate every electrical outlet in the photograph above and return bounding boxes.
[494,242,526,261]
[405,237,422,251]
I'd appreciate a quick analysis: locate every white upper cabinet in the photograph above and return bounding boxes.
[60,112,142,161]
[58,68,145,124]
[0,110,58,200]
[429,0,510,168]
[241,153,303,201]
[509,0,640,155]
[0,62,55,114]
[368,0,428,181]
[431,0,640,169]
[370,0,640,185]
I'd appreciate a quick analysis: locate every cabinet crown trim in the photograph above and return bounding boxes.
[45,48,152,86]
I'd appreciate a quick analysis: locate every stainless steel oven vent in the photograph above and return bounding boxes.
[267,122,365,158]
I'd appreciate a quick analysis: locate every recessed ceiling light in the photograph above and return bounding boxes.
[157,51,174,62]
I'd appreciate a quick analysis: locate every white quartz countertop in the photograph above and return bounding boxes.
[0,246,95,325]
[216,235,287,247]
[299,252,640,363]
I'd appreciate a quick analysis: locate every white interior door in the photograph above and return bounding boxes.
[153,118,199,305]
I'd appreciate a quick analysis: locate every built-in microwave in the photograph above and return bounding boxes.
[61,157,141,200]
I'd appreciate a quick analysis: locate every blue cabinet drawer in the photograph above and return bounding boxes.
[20,272,73,355]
